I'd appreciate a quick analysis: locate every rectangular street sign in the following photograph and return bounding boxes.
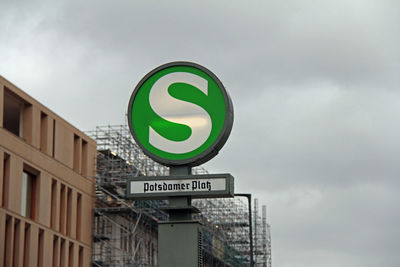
[126,173,234,199]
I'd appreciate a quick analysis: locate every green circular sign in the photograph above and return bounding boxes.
[127,62,233,166]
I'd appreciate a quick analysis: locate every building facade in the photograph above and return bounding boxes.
[0,76,97,267]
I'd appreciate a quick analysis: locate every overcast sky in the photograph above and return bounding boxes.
[1,1,400,266]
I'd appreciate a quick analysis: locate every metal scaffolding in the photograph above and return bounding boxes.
[253,200,272,267]
[86,125,271,267]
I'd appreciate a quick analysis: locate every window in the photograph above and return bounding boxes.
[51,179,57,229]
[53,236,59,267]
[78,246,84,267]
[4,216,13,266]
[3,88,32,141]
[60,238,66,267]
[2,152,10,207]
[151,243,156,266]
[40,112,49,152]
[120,228,128,251]
[147,241,151,263]
[76,193,82,240]
[3,88,23,136]
[52,120,56,157]
[21,170,37,219]
[66,188,72,236]
[13,219,21,266]
[60,184,66,234]
[68,242,74,267]
[73,134,81,173]
[23,223,31,266]
[81,140,88,176]
[38,229,44,266]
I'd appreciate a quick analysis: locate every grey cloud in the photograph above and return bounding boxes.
[1,1,400,266]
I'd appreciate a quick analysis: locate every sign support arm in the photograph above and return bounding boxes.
[168,166,193,221]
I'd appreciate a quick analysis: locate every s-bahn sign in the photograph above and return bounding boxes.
[127,62,233,166]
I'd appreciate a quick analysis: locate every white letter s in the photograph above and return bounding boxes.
[149,72,212,154]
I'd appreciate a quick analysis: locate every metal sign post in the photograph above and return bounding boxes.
[127,62,235,267]
[158,166,201,267]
